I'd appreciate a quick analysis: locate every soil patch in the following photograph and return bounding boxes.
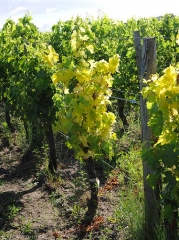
[0,141,124,239]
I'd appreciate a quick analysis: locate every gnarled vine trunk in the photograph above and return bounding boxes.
[46,124,57,174]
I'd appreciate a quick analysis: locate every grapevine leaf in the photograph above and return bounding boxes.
[146,172,160,188]
[164,204,173,221]
[148,110,163,136]
[157,144,178,167]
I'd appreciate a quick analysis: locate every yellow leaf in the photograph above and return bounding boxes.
[176,31,179,45]
[86,44,94,53]
[79,135,88,147]
[95,60,109,74]
[73,84,83,93]
[76,67,91,83]
[109,54,120,74]
[52,73,59,85]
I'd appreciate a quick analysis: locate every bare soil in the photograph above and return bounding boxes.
[0,137,124,240]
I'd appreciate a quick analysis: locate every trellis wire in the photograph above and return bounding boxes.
[100,159,137,185]
[110,96,140,104]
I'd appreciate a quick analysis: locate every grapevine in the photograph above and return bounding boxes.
[48,25,119,160]
[141,32,179,233]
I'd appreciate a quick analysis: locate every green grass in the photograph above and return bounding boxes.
[114,159,144,239]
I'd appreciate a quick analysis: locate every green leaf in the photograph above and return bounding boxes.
[142,147,160,168]
[164,204,173,221]
[148,110,163,136]
[158,144,178,167]
[7,57,13,63]
[146,173,160,188]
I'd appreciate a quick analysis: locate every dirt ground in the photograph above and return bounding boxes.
[0,137,124,240]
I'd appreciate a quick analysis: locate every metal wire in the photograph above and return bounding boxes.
[110,96,140,104]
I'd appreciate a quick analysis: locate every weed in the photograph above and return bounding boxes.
[0,231,13,240]
[6,204,21,220]
[71,204,82,218]
[21,221,37,239]
[73,170,87,189]
[114,187,145,239]
[48,171,64,188]
[49,191,66,208]
[0,179,5,185]
[21,221,32,234]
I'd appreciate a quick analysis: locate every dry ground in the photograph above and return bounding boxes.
[0,136,126,240]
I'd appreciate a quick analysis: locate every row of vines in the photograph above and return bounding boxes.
[1,12,179,239]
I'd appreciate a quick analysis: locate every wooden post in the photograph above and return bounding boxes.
[141,38,160,239]
[134,33,160,239]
